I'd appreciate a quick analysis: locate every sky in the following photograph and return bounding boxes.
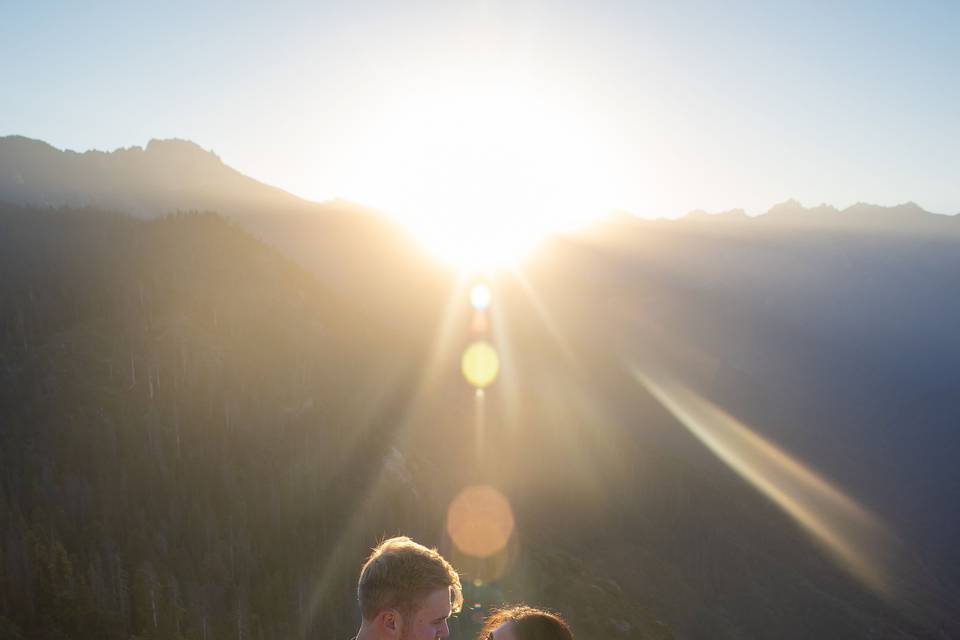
[3,0,959,230]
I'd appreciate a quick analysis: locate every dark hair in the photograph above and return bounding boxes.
[479,606,574,640]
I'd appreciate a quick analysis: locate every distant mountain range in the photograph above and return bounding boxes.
[2,134,957,231]
[680,199,959,231]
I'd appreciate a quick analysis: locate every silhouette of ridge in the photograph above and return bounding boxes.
[0,134,309,216]
[672,199,957,234]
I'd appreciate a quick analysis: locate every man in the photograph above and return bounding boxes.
[355,537,463,640]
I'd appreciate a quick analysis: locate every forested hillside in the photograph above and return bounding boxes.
[0,205,411,638]
[0,205,672,640]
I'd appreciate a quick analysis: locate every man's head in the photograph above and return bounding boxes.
[358,536,463,640]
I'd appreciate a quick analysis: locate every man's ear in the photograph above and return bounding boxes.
[377,609,403,638]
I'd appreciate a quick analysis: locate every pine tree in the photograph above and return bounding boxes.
[159,574,186,640]
[132,561,160,638]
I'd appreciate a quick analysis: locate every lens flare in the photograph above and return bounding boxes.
[462,341,500,389]
[471,312,489,335]
[448,535,519,586]
[470,283,492,311]
[634,367,895,596]
[446,485,515,558]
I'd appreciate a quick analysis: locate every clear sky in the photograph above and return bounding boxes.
[3,0,959,227]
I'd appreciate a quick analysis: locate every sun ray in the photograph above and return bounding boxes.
[484,278,522,436]
[513,271,579,365]
[301,275,481,629]
[410,274,473,398]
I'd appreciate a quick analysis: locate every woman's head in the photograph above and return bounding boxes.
[480,606,573,640]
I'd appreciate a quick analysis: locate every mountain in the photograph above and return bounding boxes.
[678,198,959,233]
[2,135,959,639]
[0,135,308,216]
[0,136,448,338]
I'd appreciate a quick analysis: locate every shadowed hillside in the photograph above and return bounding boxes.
[512,210,960,638]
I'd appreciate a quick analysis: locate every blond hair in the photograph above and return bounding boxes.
[358,536,463,620]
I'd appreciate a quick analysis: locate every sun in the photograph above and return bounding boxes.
[338,76,626,273]
[413,217,544,273]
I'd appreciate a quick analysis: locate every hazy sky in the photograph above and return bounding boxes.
[3,1,959,223]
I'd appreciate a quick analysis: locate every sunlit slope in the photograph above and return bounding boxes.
[0,205,412,639]
[0,204,671,640]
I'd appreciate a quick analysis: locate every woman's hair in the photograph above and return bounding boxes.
[479,606,574,640]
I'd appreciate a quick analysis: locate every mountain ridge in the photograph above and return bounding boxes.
[2,135,956,229]
[0,135,446,332]
[0,134,312,217]
[676,198,958,230]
